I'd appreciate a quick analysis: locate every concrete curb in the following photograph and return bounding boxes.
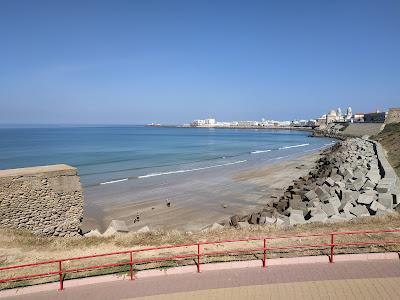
[370,140,400,197]
[1,252,399,298]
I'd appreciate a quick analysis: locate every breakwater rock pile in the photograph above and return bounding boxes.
[229,138,399,228]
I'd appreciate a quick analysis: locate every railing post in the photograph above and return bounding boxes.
[58,260,64,291]
[129,252,134,280]
[197,241,201,273]
[263,238,267,269]
[329,233,335,263]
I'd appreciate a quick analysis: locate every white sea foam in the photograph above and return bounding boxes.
[100,178,128,185]
[279,143,310,150]
[138,160,247,179]
[251,149,271,154]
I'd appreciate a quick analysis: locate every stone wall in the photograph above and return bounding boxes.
[385,108,400,124]
[341,123,385,137]
[0,164,83,237]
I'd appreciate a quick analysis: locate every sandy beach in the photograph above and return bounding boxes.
[82,151,321,232]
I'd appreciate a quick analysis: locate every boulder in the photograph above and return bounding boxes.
[366,171,381,184]
[136,226,150,233]
[369,200,387,213]
[308,209,328,223]
[84,229,102,237]
[204,223,224,231]
[230,215,240,227]
[304,190,318,201]
[321,202,339,217]
[103,220,129,236]
[378,193,393,209]
[343,168,354,180]
[357,193,375,205]
[328,196,341,210]
[362,179,376,190]
[108,220,129,233]
[289,210,306,225]
[349,205,370,217]
[102,227,118,237]
[324,177,335,187]
[376,179,394,193]
[264,216,277,224]
[315,187,330,202]
[335,181,346,189]
[292,194,302,201]
[258,216,266,224]
[352,177,366,191]
[342,190,359,203]
[248,213,259,224]
[237,222,250,229]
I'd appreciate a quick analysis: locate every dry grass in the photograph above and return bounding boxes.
[1,213,400,290]
[372,122,400,177]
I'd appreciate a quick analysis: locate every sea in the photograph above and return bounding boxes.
[0,126,333,187]
[0,125,335,230]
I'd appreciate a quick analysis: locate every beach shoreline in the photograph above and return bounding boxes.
[82,150,323,233]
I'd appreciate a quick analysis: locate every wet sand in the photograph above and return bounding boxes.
[82,151,321,233]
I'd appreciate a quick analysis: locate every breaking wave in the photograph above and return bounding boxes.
[251,149,271,154]
[138,160,247,179]
[279,143,309,150]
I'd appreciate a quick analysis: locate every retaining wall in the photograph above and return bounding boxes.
[342,123,385,137]
[0,164,83,236]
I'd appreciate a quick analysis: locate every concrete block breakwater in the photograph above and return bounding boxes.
[0,164,83,236]
[229,138,399,228]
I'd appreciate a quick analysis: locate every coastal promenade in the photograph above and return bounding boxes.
[2,254,400,299]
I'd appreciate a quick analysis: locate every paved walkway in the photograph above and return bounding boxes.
[2,259,400,300]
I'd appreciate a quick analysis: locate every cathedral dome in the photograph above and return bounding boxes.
[328,109,337,116]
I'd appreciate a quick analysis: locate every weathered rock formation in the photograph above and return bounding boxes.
[0,164,84,236]
[229,138,399,227]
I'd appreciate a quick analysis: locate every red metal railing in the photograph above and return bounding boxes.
[0,229,399,291]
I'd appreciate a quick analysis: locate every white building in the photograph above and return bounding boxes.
[205,118,216,125]
[191,119,206,126]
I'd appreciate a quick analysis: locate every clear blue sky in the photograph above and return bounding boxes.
[0,0,399,124]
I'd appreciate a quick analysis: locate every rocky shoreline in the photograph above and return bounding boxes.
[225,138,399,229]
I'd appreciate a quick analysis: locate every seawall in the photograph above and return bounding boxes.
[0,164,83,236]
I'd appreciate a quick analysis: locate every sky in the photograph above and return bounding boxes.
[0,0,399,125]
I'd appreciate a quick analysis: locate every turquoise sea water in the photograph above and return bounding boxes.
[0,126,333,187]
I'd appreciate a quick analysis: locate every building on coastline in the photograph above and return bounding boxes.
[364,110,387,123]
[316,114,327,126]
[345,107,353,121]
[353,112,365,122]
[191,119,206,126]
[316,106,354,126]
[205,118,216,125]
[291,119,316,127]
[237,120,259,127]
[326,109,338,124]
[190,118,299,128]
